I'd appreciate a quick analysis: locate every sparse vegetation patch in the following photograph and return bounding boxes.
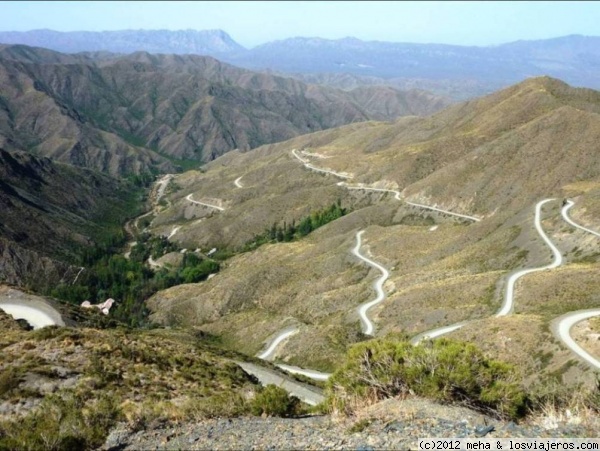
[326,336,527,420]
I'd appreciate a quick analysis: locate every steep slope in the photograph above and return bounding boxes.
[0,148,139,288]
[146,77,600,385]
[0,310,261,448]
[0,56,174,175]
[0,45,449,174]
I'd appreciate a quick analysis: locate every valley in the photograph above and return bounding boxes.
[1,38,600,446]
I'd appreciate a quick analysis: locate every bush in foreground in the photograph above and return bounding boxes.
[250,384,303,417]
[0,392,121,450]
[326,337,527,420]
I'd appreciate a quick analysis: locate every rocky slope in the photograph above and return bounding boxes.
[104,396,599,450]
[0,305,262,449]
[0,45,449,175]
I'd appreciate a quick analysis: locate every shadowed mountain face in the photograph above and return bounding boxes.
[0,45,449,175]
[0,148,137,289]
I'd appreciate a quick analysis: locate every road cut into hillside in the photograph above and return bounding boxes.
[413,198,562,343]
[352,230,390,336]
[186,193,225,211]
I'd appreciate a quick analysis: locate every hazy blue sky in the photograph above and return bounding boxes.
[1,1,598,47]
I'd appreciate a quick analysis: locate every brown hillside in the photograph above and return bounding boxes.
[146,78,600,384]
[0,45,449,175]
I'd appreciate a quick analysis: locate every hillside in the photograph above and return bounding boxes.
[0,45,449,175]
[0,302,262,449]
[0,148,140,289]
[144,77,600,387]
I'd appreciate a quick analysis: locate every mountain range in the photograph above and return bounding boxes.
[2,30,600,99]
[0,44,448,175]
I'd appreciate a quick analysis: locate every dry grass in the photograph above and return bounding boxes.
[0,326,259,425]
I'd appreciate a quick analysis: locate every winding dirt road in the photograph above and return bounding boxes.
[234,176,244,188]
[236,361,325,405]
[341,183,481,222]
[552,201,600,369]
[0,288,65,329]
[257,327,298,360]
[186,194,225,211]
[255,229,393,379]
[275,363,331,381]
[72,267,85,285]
[352,230,390,335]
[167,226,181,240]
[155,174,173,202]
[412,198,562,343]
[256,328,332,381]
[291,149,353,179]
[0,304,61,329]
[553,310,600,370]
[496,198,563,317]
[561,200,600,238]
[410,322,469,345]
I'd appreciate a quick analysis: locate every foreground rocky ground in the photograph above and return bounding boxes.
[104,398,599,450]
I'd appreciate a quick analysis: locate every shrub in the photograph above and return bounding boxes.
[250,384,302,417]
[326,337,527,420]
[183,393,250,420]
[0,367,21,397]
[0,391,122,450]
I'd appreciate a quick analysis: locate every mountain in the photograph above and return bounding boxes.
[0,147,138,289]
[278,72,497,101]
[2,73,600,446]
[225,35,600,98]
[4,30,600,99]
[0,45,449,175]
[0,29,245,56]
[146,77,600,386]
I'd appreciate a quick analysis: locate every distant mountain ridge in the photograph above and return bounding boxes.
[2,29,599,99]
[229,34,600,97]
[0,29,245,56]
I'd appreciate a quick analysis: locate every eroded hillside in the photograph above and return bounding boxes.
[0,45,449,175]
